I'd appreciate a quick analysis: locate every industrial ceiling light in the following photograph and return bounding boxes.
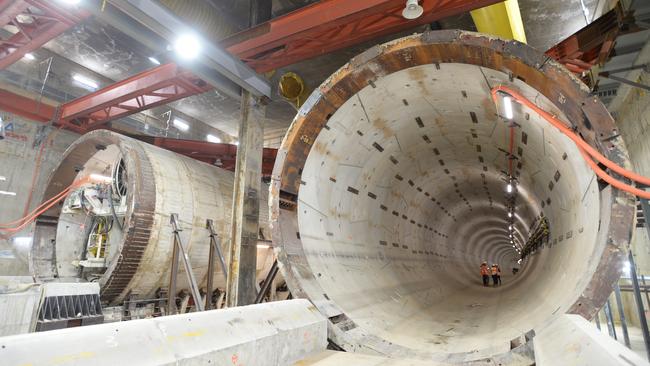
[206,134,221,143]
[0,176,5,181]
[503,96,514,119]
[23,53,35,61]
[506,182,513,193]
[148,57,161,65]
[174,33,201,60]
[59,0,81,5]
[173,118,190,132]
[402,0,423,20]
[73,74,98,90]
[0,190,16,196]
[508,212,513,218]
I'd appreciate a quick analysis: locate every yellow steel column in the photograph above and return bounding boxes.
[471,0,527,43]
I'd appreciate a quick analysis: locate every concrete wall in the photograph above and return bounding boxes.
[0,112,78,275]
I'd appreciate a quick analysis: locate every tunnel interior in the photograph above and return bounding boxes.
[270,32,632,362]
[295,63,600,356]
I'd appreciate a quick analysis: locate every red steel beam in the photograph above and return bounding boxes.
[545,4,630,78]
[55,0,499,133]
[0,0,89,69]
[57,63,213,133]
[0,87,277,175]
[4,0,501,135]
[222,0,502,73]
[131,135,278,177]
[0,89,55,122]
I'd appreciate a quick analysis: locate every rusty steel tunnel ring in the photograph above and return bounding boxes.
[270,30,635,361]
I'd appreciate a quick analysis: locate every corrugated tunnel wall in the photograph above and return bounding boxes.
[270,30,636,363]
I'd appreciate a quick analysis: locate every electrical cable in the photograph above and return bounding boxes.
[0,176,103,237]
[491,85,650,199]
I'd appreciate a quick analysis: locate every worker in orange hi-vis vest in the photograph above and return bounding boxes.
[480,262,490,287]
[491,264,499,287]
[496,264,502,286]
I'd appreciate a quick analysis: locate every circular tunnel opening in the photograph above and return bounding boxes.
[271,31,634,361]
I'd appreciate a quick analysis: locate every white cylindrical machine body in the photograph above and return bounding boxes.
[31,130,273,304]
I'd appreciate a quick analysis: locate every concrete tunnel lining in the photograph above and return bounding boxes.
[271,31,635,361]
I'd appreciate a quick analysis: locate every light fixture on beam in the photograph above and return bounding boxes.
[206,134,221,143]
[148,57,161,65]
[73,74,98,90]
[173,118,190,132]
[402,0,423,20]
[174,33,202,60]
[23,53,35,61]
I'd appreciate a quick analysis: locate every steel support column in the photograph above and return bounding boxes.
[614,283,631,348]
[168,213,205,314]
[255,259,279,304]
[629,250,650,360]
[206,219,228,310]
[226,91,264,307]
[604,298,617,339]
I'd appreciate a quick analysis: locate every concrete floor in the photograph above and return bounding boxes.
[598,324,650,361]
[298,321,650,365]
[295,351,452,366]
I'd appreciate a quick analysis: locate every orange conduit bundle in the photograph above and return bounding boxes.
[0,176,97,237]
[491,85,650,199]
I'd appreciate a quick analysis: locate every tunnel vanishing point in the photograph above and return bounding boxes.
[270,30,636,363]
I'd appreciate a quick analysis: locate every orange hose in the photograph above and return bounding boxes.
[0,177,94,234]
[491,85,650,187]
[491,85,650,198]
[0,184,73,227]
[579,147,650,199]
